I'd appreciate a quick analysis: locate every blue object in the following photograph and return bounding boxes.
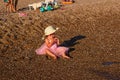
[4,0,8,2]
[40,5,53,12]
[47,6,53,11]
[40,7,45,12]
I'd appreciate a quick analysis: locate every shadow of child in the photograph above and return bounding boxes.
[60,35,86,47]
[60,35,86,58]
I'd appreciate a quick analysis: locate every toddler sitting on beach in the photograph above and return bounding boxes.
[35,26,70,60]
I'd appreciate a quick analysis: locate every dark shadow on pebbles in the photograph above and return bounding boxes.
[18,7,30,12]
[60,35,86,58]
[88,68,120,80]
[102,62,120,66]
[60,35,86,47]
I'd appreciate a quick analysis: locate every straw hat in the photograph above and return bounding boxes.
[42,26,59,40]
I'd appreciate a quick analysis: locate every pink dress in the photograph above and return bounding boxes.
[35,43,69,56]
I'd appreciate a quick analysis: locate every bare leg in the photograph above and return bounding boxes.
[14,0,18,10]
[11,4,16,12]
[9,0,15,12]
[6,2,10,12]
[61,53,70,59]
[6,5,8,12]
[9,4,12,12]
[46,49,57,60]
[12,0,18,11]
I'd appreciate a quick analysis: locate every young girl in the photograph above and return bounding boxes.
[35,26,70,60]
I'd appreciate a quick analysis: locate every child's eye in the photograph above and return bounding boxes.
[53,36,55,38]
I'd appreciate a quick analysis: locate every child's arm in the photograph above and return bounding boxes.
[45,39,50,48]
[45,38,54,48]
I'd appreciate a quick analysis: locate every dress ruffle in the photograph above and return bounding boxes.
[35,43,69,56]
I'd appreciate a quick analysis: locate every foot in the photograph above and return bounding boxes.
[51,56,57,60]
[63,55,70,59]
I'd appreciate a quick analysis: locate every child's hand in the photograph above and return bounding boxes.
[55,38,60,45]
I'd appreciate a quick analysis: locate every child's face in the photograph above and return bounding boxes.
[48,33,55,38]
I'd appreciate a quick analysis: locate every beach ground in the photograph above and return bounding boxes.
[0,0,120,80]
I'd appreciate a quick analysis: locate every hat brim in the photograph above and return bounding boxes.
[42,27,59,40]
